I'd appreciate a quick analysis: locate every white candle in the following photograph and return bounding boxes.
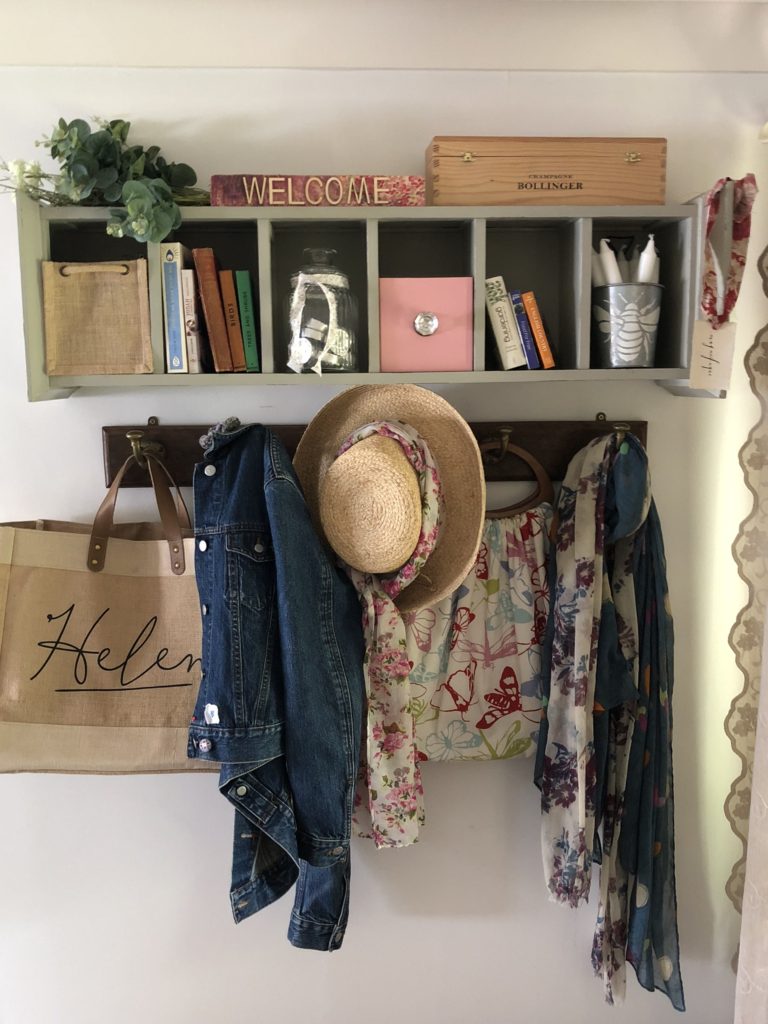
[591,250,607,287]
[628,243,641,282]
[637,234,660,284]
[616,245,630,282]
[599,239,623,285]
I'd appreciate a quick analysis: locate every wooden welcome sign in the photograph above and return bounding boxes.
[210,174,426,207]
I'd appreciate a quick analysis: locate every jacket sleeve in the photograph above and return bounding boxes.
[264,468,365,862]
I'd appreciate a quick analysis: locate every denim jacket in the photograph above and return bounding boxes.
[187,420,365,951]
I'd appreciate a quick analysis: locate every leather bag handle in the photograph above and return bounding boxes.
[482,438,555,519]
[145,453,192,533]
[87,454,191,575]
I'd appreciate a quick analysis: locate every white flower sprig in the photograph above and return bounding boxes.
[0,158,70,205]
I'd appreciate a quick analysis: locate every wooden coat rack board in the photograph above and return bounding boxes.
[102,415,648,488]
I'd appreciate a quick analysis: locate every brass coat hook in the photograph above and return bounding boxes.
[482,426,513,465]
[125,429,165,469]
[595,412,632,443]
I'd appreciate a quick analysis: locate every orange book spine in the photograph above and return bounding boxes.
[191,249,233,372]
[218,270,247,372]
[521,291,555,369]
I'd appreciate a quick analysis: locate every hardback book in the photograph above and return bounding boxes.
[160,243,190,373]
[181,269,203,374]
[211,174,426,207]
[521,291,556,369]
[509,290,541,369]
[191,249,233,372]
[484,277,527,370]
[235,270,260,372]
[218,270,247,372]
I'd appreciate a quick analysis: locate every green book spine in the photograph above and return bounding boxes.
[235,270,260,372]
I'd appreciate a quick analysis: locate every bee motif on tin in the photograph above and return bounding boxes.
[593,291,661,366]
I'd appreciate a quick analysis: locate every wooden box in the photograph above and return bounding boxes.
[426,136,667,206]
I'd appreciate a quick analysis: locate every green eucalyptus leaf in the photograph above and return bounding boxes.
[149,178,172,199]
[103,182,123,202]
[86,130,114,158]
[70,162,92,185]
[149,206,174,241]
[125,195,152,217]
[74,150,99,173]
[145,145,160,163]
[94,166,119,188]
[69,119,91,140]
[122,179,152,202]
[169,163,196,187]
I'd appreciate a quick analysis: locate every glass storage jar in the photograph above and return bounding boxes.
[285,248,359,373]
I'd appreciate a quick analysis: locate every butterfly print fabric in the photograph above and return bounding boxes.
[405,507,551,762]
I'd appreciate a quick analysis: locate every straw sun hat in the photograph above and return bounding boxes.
[293,385,486,613]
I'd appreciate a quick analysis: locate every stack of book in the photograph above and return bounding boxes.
[484,276,555,370]
[160,243,261,374]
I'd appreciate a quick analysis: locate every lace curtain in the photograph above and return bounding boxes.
[727,245,768,1019]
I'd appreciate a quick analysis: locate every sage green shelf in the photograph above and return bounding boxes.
[49,367,688,390]
[16,194,700,401]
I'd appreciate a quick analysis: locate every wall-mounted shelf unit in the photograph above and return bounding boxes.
[16,195,700,401]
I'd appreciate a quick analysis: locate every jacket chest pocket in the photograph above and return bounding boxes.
[225,530,275,613]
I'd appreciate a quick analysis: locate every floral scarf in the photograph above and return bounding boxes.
[336,421,443,848]
[535,434,684,1011]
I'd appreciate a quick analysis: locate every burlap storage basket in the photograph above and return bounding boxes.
[43,259,153,375]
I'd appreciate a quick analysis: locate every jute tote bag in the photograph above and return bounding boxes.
[42,259,153,375]
[0,454,209,773]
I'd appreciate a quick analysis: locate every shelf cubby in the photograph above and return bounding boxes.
[268,219,369,374]
[378,219,473,277]
[591,213,694,370]
[485,218,586,371]
[49,221,145,265]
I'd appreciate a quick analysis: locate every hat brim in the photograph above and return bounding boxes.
[293,385,486,613]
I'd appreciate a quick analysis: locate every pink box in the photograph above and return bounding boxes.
[379,277,474,372]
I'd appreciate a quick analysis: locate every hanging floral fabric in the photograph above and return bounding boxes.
[535,433,684,1011]
[701,173,758,329]
[405,507,551,761]
[338,421,442,849]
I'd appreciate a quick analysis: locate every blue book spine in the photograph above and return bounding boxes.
[509,290,540,369]
[161,247,188,373]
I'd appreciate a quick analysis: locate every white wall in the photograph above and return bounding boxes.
[0,58,766,1024]
[2,0,767,71]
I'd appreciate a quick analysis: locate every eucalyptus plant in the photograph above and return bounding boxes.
[1,117,208,243]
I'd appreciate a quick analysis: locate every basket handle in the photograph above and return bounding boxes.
[59,263,130,276]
